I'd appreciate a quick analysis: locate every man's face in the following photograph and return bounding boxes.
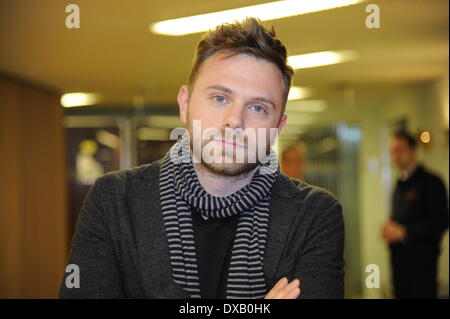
[178,52,287,176]
[390,137,416,171]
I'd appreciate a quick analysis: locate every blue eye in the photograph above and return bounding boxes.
[214,95,227,104]
[250,105,265,113]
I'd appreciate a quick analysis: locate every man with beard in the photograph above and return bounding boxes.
[382,131,448,298]
[60,18,345,299]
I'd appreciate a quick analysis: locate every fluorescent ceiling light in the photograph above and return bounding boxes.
[150,0,366,36]
[288,50,358,69]
[287,100,327,113]
[284,113,315,125]
[288,86,312,101]
[61,92,100,108]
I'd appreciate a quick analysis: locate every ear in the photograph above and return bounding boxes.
[277,113,287,133]
[178,85,189,124]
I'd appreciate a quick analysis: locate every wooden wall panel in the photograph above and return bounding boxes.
[0,75,68,298]
[0,78,23,298]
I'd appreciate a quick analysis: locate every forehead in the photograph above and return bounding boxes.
[193,52,285,105]
[391,137,410,149]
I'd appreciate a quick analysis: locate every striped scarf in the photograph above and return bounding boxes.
[159,132,278,299]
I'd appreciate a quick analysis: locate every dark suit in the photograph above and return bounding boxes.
[390,165,449,298]
[59,158,345,298]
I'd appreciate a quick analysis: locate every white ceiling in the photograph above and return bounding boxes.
[0,0,448,106]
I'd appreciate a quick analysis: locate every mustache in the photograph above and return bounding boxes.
[211,139,248,149]
[191,128,273,151]
[204,131,248,148]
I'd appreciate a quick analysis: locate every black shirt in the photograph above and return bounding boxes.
[191,207,239,299]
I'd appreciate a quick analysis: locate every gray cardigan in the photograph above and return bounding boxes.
[59,159,345,299]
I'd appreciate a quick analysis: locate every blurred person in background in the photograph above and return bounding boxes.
[281,143,307,180]
[382,130,448,299]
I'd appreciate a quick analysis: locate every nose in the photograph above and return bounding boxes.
[221,102,243,129]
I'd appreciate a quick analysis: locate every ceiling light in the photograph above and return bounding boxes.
[284,113,315,125]
[288,86,312,101]
[150,0,366,36]
[287,100,327,113]
[60,92,100,108]
[420,131,431,144]
[288,50,358,69]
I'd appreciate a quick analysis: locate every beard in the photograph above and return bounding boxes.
[186,122,271,177]
[201,152,260,177]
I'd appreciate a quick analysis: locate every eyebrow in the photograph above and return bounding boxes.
[205,85,233,94]
[205,85,277,110]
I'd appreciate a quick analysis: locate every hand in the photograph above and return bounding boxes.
[264,277,301,299]
[381,219,406,243]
